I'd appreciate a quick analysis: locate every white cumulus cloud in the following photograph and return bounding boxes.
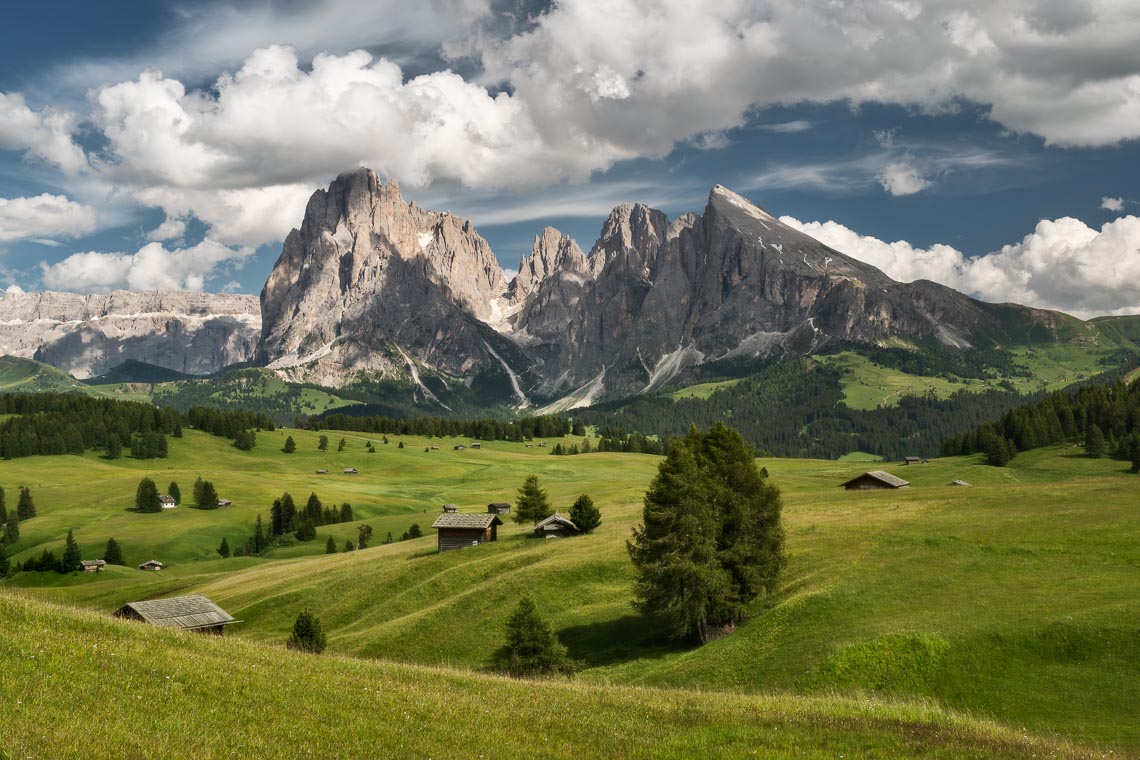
[0,194,97,242]
[1100,196,1125,212]
[877,162,933,196]
[782,213,1140,319]
[0,93,87,175]
[40,239,251,293]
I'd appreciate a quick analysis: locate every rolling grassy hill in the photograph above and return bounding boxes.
[2,428,1138,753]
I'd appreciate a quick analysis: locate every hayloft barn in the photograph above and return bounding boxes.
[487,502,511,515]
[431,512,502,552]
[116,595,239,634]
[840,471,910,490]
[442,503,459,513]
[534,513,578,538]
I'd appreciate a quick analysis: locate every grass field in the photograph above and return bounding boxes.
[817,345,1127,410]
[3,429,1138,754]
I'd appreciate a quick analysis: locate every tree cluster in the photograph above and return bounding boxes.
[628,424,786,644]
[192,478,220,509]
[270,492,354,541]
[310,412,571,442]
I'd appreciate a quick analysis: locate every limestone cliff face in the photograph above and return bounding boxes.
[257,169,511,388]
[257,173,1066,406]
[0,290,260,378]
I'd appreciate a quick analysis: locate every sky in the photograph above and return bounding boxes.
[1,0,1139,318]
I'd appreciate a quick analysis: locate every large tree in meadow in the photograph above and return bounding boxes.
[103,537,124,566]
[628,424,785,645]
[135,478,161,513]
[498,596,574,677]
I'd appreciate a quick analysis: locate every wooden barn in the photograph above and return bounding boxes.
[903,456,921,465]
[839,471,910,490]
[487,502,511,515]
[534,513,577,538]
[431,512,502,553]
[442,503,459,513]
[343,467,359,475]
[116,595,238,634]
[138,559,165,571]
[80,560,106,573]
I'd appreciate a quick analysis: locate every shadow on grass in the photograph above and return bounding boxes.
[558,614,690,669]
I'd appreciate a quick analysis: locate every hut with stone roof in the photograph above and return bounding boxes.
[839,470,910,491]
[115,595,239,634]
[430,512,503,553]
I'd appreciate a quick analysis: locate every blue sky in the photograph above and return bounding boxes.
[1,0,1139,317]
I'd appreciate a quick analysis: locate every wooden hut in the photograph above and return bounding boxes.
[487,502,511,515]
[216,499,233,508]
[948,479,971,487]
[138,560,165,571]
[116,595,238,634]
[839,471,910,490]
[80,560,106,573]
[470,442,481,449]
[431,512,502,553]
[903,456,921,465]
[343,467,359,475]
[534,513,577,538]
[442,503,459,513]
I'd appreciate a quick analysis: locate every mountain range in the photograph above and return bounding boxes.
[1,168,1120,411]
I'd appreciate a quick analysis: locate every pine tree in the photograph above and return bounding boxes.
[628,424,785,644]
[168,482,181,505]
[0,543,9,578]
[1085,424,1105,458]
[498,596,574,677]
[283,436,297,453]
[193,477,206,507]
[318,435,329,451]
[569,494,601,533]
[196,480,219,509]
[61,529,81,573]
[286,610,327,653]
[305,492,323,525]
[337,438,346,452]
[17,486,35,519]
[325,535,337,554]
[408,523,422,539]
[218,537,230,558]
[295,520,316,541]
[339,503,353,523]
[103,537,124,565]
[253,514,268,554]
[514,475,553,523]
[344,540,355,552]
[4,514,18,545]
[135,478,161,513]
[398,441,404,449]
[1129,432,1140,474]
[106,435,122,459]
[357,524,373,550]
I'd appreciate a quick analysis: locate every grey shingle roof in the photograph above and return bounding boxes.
[432,512,501,530]
[842,470,910,488]
[534,513,577,530]
[119,595,238,630]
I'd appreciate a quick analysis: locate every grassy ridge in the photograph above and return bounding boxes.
[0,594,1103,759]
[3,431,1138,751]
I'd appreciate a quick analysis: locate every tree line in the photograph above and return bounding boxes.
[309,412,572,441]
[942,379,1140,470]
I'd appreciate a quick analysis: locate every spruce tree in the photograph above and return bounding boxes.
[0,543,9,578]
[498,596,574,677]
[343,540,355,552]
[106,435,122,459]
[1129,432,1140,474]
[357,524,373,550]
[103,537,124,565]
[569,494,601,533]
[218,537,231,558]
[196,480,219,509]
[283,436,297,454]
[193,477,206,507]
[168,482,181,505]
[135,478,161,513]
[318,435,329,451]
[61,529,81,573]
[286,610,327,653]
[305,492,323,525]
[1085,424,1105,458]
[514,474,553,524]
[4,514,18,545]
[339,503,353,523]
[325,535,337,554]
[16,486,35,519]
[0,486,6,524]
[338,438,346,452]
[628,424,785,644]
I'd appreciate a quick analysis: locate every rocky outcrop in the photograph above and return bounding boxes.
[0,290,260,378]
[257,172,1071,407]
[257,169,513,390]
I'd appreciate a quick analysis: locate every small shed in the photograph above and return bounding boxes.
[430,445,440,450]
[948,479,971,487]
[487,502,511,515]
[138,560,165,571]
[159,495,177,509]
[343,467,359,475]
[534,513,577,538]
[840,471,910,490]
[525,444,534,448]
[442,503,459,513]
[116,594,238,634]
[316,469,328,474]
[431,512,502,553]
[537,442,547,448]
[81,559,106,573]
[453,445,466,451]
[470,442,482,449]
[903,456,921,466]
[216,499,232,508]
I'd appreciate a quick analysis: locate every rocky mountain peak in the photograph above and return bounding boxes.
[510,227,588,301]
[588,202,670,278]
